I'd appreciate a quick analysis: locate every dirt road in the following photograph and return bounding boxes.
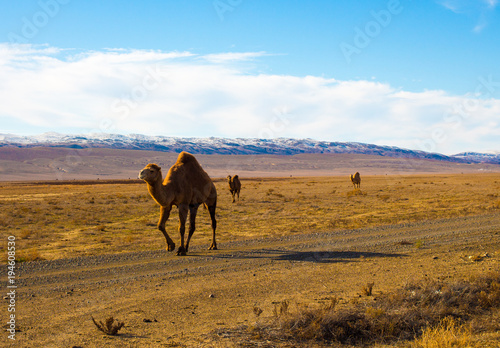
[5,212,500,347]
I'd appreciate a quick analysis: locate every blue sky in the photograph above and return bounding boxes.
[1,0,499,154]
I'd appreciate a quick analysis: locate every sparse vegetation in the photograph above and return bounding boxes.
[1,173,499,260]
[4,171,499,347]
[15,247,43,262]
[232,271,500,346]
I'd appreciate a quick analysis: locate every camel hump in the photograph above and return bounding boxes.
[176,152,199,165]
[233,175,239,180]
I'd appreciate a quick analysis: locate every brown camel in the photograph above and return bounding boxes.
[350,172,361,189]
[226,175,241,203]
[138,152,217,256]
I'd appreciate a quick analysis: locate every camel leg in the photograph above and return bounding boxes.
[177,204,188,256]
[207,204,217,250]
[185,204,200,253]
[158,206,175,252]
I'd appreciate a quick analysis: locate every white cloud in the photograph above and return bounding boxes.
[436,0,498,32]
[438,0,461,12]
[485,0,498,8]
[201,51,269,63]
[1,44,499,154]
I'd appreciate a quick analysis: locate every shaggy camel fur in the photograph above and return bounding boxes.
[351,172,361,189]
[226,175,241,203]
[139,152,217,256]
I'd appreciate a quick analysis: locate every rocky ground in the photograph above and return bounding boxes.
[4,212,500,347]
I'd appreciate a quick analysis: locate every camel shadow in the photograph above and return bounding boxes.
[213,249,406,264]
[271,250,406,263]
[118,333,149,338]
[109,333,149,341]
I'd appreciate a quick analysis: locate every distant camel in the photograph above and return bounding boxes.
[138,152,217,256]
[351,172,361,189]
[227,175,241,203]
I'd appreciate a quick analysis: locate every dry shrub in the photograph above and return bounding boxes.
[122,235,134,244]
[95,225,106,232]
[378,194,391,201]
[411,317,474,348]
[19,229,34,239]
[244,271,500,346]
[415,240,424,249]
[253,306,263,317]
[347,189,366,198]
[361,282,375,296]
[16,248,43,262]
[492,200,500,209]
[272,300,290,317]
[394,272,500,316]
[91,316,125,335]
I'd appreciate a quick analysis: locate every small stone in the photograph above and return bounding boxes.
[209,293,215,298]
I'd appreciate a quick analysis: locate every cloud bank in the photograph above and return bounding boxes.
[0,44,499,155]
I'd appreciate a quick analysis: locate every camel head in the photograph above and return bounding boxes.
[227,175,232,182]
[139,163,162,183]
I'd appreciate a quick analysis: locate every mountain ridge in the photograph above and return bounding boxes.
[1,132,499,165]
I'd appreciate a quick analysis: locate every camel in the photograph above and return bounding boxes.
[138,152,217,256]
[226,175,241,203]
[350,172,361,189]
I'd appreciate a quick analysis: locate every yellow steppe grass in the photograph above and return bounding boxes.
[0,173,499,261]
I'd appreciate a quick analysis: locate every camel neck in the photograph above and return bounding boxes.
[147,178,170,206]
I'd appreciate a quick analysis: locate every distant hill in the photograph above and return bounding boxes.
[1,132,499,164]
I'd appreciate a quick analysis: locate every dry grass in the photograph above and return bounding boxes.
[0,173,499,261]
[411,317,474,348]
[240,271,500,346]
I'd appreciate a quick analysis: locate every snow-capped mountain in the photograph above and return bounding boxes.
[0,133,499,164]
[452,152,500,165]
